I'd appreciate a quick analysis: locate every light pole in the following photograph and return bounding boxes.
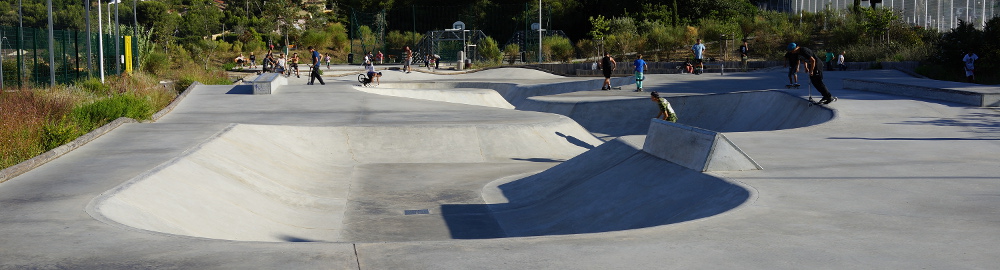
[47,0,55,86]
[538,0,542,63]
[98,0,104,82]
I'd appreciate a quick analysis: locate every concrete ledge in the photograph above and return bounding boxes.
[843,78,1000,107]
[246,73,287,95]
[642,119,762,172]
[0,117,138,183]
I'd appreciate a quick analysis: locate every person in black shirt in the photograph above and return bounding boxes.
[788,43,836,104]
[597,52,616,90]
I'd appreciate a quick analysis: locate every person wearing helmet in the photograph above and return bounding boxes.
[788,43,836,104]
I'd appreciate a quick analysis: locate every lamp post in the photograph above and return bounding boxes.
[538,0,543,63]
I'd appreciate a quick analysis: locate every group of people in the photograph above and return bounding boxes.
[232,48,328,85]
[593,38,847,122]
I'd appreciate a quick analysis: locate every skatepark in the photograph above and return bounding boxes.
[2,66,1000,269]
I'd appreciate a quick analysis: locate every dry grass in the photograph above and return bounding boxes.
[0,87,79,169]
[1,72,177,171]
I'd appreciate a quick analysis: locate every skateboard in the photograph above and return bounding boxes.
[785,84,801,89]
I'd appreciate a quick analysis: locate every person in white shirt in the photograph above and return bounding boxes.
[365,63,381,86]
[837,51,846,71]
[963,51,979,83]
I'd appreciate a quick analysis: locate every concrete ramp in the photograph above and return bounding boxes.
[643,119,762,172]
[520,90,834,136]
[351,85,515,109]
[90,120,602,243]
[482,137,751,237]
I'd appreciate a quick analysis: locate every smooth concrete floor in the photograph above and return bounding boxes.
[2,67,1000,269]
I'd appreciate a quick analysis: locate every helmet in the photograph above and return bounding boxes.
[787,43,798,51]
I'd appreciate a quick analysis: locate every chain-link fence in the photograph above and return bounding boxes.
[0,26,135,89]
[349,3,553,64]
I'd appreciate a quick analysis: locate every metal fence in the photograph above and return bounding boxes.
[0,26,135,89]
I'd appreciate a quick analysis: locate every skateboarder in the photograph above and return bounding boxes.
[650,91,677,123]
[788,43,835,104]
[598,52,616,90]
[633,54,648,92]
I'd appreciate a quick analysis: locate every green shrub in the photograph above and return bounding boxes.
[175,75,197,93]
[77,78,111,96]
[542,36,574,62]
[40,117,82,151]
[70,94,154,130]
[478,36,502,64]
[142,51,170,75]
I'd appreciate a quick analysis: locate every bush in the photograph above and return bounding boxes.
[77,77,111,96]
[504,43,520,64]
[478,36,502,64]
[543,36,575,62]
[40,117,82,151]
[142,51,170,75]
[69,94,154,130]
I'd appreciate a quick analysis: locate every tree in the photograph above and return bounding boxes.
[478,36,502,63]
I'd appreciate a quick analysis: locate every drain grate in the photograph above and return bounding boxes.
[404,209,430,215]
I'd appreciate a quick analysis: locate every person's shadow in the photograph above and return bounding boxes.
[555,132,595,149]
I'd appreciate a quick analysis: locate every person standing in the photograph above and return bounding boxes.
[963,50,979,83]
[403,46,413,73]
[324,53,332,69]
[249,52,257,69]
[650,91,677,122]
[783,49,800,87]
[738,40,749,71]
[307,46,325,85]
[377,50,384,64]
[837,51,846,71]
[691,38,706,74]
[825,51,836,71]
[789,43,835,104]
[633,54,648,92]
[597,52,616,90]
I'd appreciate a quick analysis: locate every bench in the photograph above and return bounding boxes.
[843,77,1000,107]
[245,72,288,95]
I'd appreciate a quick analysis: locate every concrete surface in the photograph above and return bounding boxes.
[2,67,1000,269]
[843,77,1000,106]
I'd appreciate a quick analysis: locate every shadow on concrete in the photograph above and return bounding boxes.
[226,85,254,95]
[442,139,751,239]
[555,132,596,149]
[829,137,1000,141]
[886,112,1000,134]
[510,158,565,163]
[277,235,322,242]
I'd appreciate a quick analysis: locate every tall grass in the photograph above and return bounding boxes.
[1,72,176,171]
[1,88,79,169]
